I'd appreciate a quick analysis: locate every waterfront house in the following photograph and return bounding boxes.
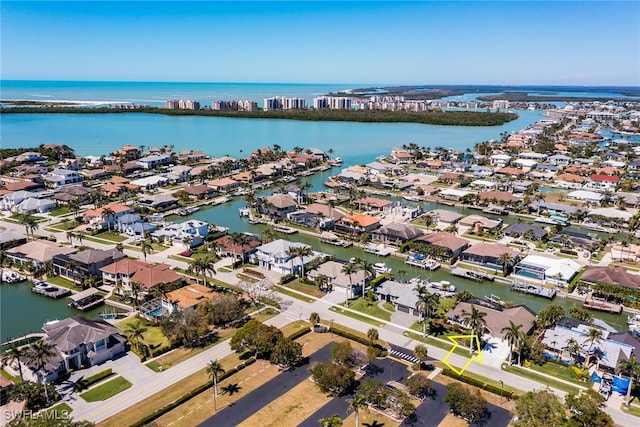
[138,194,179,210]
[445,300,536,342]
[566,189,604,204]
[428,209,463,226]
[6,240,76,269]
[579,266,640,290]
[470,165,494,178]
[388,148,414,164]
[414,232,469,259]
[100,259,182,296]
[353,196,393,213]
[460,243,519,270]
[503,223,547,240]
[334,213,381,235]
[137,154,171,169]
[52,248,125,282]
[209,177,241,192]
[554,173,587,189]
[19,316,127,383]
[111,144,141,162]
[0,231,27,250]
[513,254,581,285]
[458,215,502,230]
[371,223,424,245]
[214,233,262,263]
[478,191,519,205]
[307,260,368,295]
[130,175,169,189]
[550,231,600,251]
[167,165,192,182]
[541,324,633,374]
[548,154,572,166]
[151,219,209,248]
[259,194,297,218]
[182,185,217,200]
[470,179,497,191]
[372,280,422,316]
[610,243,640,263]
[252,239,324,275]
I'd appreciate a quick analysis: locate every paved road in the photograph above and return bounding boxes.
[199,344,332,427]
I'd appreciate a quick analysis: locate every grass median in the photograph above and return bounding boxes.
[501,364,582,394]
[80,376,132,402]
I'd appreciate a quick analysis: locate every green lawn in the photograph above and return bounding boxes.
[46,276,78,290]
[501,364,582,394]
[80,376,132,402]
[528,361,591,387]
[347,298,392,321]
[49,220,78,230]
[620,401,640,418]
[404,330,469,357]
[116,317,170,351]
[92,231,128,242]
[329,305,386,327]
[48,206,71,217]
[1,368,21,384]
[382,301,396,312]
[273,285,314,303]
[284,279,325,298]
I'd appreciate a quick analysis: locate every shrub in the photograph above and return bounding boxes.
[279,274,295,285]
[75,369,114,391]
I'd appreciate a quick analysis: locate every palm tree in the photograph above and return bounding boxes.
[149,282,169,302]
[19,214,39,239]
[1,344,25,381]
[26,341,54,380]
[497,251,514,275]
[415,285,439,337]
[566,338,582,365]
[348,394,368,427]
[68,199,81,220]
[115,242,125,253]
[397,268,408,283]
[586,326,603,351]
[413,344,428,362]
[130,281,142,308]
[310,312,321,325]
[124,320,147,352]
[461,305,487,355]
[367,328,379,346]
[500,320,524,365]
[261,228,277,243]
[66,230,75,245]
[318,414,343,427]
[295,246,312,280]
[341,262,357,305]
[187,259,203,284]
[182,235,193,250]
[355,259,375,298]
[102,207,116,233]
[141,240,153,264]
[617,354,640,407]
[206,359,225,411]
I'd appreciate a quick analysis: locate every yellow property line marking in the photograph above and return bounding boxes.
[442,334,483,375]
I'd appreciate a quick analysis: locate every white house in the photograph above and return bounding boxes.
[137,154,171,169]
[14,197,57,214]
[513,254,581,286]
[252,239,325,275]
[44,169,84,187]
[489,154,512,167]
[151,219,209,248]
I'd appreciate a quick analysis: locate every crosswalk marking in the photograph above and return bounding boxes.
[390,349,420,364]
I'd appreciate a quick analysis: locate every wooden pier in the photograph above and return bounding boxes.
[583,296,622,314]
[69,288,105,311]
[510,280,556,299]
[452,267,495,283]
[31,285,71,299]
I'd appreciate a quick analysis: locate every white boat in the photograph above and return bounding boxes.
[373,263,392,275]
[627,314,640,330]
[363,244,392,257]
[429,280,456,293]
[238,207,251,217]
[274,224,298,234]
[402,195,422,202]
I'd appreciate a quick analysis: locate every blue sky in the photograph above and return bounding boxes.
[1,1,639,85]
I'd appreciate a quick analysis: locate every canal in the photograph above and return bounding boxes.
[0,282,120,344]
[177,170,628,332]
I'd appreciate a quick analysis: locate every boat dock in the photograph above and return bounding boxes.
[452,267,495,283]
[319,232,352,247]
[405,257,440,271]
[274,225,298,234]
[69,288,105,311]
[583,296,623,314]
[510,280,556,299]
[32,284,71,299]
[363,244,392,256]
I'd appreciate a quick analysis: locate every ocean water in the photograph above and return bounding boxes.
[0,80,358,106]
[0,110,544,164]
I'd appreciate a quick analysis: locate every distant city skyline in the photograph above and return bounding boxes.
[1,1,639,86]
